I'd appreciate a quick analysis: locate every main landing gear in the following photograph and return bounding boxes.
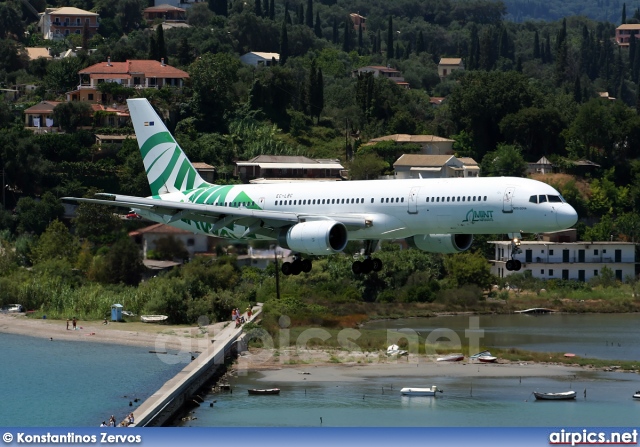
[505,235,522,272]
[281,256,312,276]
[352,240,383,275]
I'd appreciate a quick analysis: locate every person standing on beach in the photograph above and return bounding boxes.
[66,319,69,330]
[72,317,77,330]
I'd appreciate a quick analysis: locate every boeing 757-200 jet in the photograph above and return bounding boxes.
[63,98,578,275]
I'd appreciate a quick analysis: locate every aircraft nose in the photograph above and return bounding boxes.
[556,203,578,228]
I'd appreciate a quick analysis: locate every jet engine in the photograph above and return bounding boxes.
[406,234,473,254]
[278,221,348,255]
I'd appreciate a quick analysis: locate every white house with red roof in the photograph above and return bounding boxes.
[129,223,210,261]
[66,58,189,104]
[355,66,409,88]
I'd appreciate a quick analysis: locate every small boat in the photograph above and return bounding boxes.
[140,315,168,323]
[248,388,280,395]
[533,391,576,400]
[477,355,498,363]
[470,350,491,360]
[564,353,576,358]
[436,354,464,362]
[633,391,640,399]
[400,386,442,396]
[386,344,408,356]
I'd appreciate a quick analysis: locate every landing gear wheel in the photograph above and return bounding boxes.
[301,259,312,273]
[291,260,302,275]
[281,262,292,275]
[372,258,383,272]
[352,260,363,274]
[362,258,374,274]
[505,260,514,271]
[514,260,522,271]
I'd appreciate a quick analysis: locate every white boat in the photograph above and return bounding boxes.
[1,304,24,313]
[436,354,464,362]
[140,315,168,323]
[633,391,640,399]
[386,344,408,356]
[470,350,491,359]
[477,355,498,363]
[401,386,441,396]
[533,391,576,400]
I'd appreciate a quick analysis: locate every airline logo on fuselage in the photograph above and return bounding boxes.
[463,209,494,223]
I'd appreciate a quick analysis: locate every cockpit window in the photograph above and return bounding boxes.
[547,195,562,203]
[538,195,547,203]
[559,195,567,203]
[529,195,538,204]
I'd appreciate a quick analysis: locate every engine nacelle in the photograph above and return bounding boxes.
[278,221,348,255]
[406,234,473,254]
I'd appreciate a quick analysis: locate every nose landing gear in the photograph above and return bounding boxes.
[505,235,522,271]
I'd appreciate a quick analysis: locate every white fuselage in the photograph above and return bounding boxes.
[134,176,577,242]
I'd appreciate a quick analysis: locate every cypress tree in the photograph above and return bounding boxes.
[316,68,324,123]
[280,19,288,65]
[574,75,582,103]
[254,0,262,17]
[297,4,304,25]
[630,34,636,77]
[156,24,167,64]
[371,34,377,54]
[633,39,640,82]
[622,2,627,24]
[533,30,540,59]
[263,0,268,18]
[516,56,522,72]
[221,0,228,17]
[314,11,322,38]
[377,29,382,55]
[308,60,317,116]
[269,0,274,20]
[417,30,425,54]
[358,23,363,49]
[177,36,191,66]
[285,2,291,24]
[148,34,158,61]
[386,16,394,60]
[306,0,313,28]
[332,18,338,44]
[342,18,351,52]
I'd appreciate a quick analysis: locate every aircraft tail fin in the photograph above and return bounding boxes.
[127,98,211,196]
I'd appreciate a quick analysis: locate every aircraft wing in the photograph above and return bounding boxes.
[62,195,372,230]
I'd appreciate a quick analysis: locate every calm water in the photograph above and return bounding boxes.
[364,313,640,361]
[186,313,640,427]
[0,333,187,426]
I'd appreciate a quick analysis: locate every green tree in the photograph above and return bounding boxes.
[32,220,79,265]
[73,201,124,246]
[116,0,144,34]
[156,24,167,64]
[480,144,527,177]
[0,2,24,39]
[150,236,189,261]
[44,57,86,95]
[348,153,388,179]
[386,16,394,60]
[102,237,145,286]
[280,19,289,65]
[443,251,494,290]
[15,192,64,235]
[314,12,322,38]
[53,102,93,133]
[305,0,313,28]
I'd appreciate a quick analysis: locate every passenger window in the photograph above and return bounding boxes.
[473,196,476,201]
[380,198,384,203]
[426,197,429,202]
[468,196,471,201]
[462,197,465,202]
[352,198,355,204]
[483,196,487,201]
[385,198,389,203]
[447,197,450,202]
[538,195,547,203]
[529,195,538,204]
[371,198,374,203]
[322,199,325,204]
[436,197,439,202]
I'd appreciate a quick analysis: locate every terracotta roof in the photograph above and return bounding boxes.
[361,65,401,73]
[369,134,454,144]
[439,58,463,65]
[129,223,195,236]
[246,155,318,164]
[617,24,640,29]
[457,157,479,166]
[79,60,189,79]
[49,7,99,16]
[192,162,215,170]
[144,4,186,12]
[394,154,455,167]
[26,48,51,60]
[24,101,62,113]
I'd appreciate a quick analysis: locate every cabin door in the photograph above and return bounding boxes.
[408,187,420,214]
[503,187,515,213]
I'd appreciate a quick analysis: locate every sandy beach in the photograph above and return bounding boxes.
[1,312,591,382]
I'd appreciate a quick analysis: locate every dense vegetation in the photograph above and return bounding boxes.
[1,0,639,324]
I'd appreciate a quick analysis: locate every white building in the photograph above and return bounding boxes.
[490,240,638,282]
[240,52,280,67]
[393,154,479,179]
[129,223,209,260]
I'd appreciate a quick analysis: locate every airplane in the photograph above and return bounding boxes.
[63,98,578,275]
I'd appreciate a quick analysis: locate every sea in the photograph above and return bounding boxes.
[0,333,187,426]
[3,313,640,427]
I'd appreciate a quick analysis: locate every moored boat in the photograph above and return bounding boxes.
[436,354,464,362]
[400,386,442,396]
[248,388,280,395]
[533,391,576,400]
[477,355,498,363]
[140,315,168,323]
[633,391,640,399]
